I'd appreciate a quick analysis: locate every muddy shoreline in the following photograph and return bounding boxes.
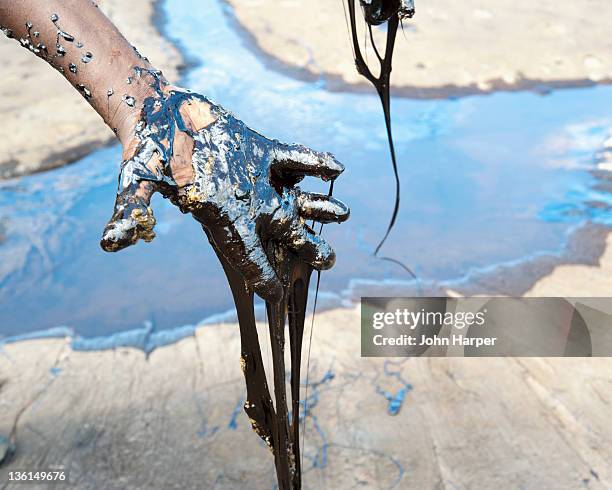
[222,2,608,101]
[225,0,612,100]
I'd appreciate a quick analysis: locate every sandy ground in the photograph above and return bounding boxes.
[0,0,182,179]
[227,0,612,98]
[523,137,612,297]
[526,233,612,296]
[2,305,612,489]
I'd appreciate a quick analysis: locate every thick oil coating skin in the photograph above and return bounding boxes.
[0,0,349,302]
[359,0,415,25]
[101,70,349,302]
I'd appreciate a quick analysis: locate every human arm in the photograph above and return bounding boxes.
[0,0,349,302]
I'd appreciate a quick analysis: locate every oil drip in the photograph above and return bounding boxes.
[345,0,416,276]
[204,183,337,490]
[209,233,313,489]
[301,180,333,470]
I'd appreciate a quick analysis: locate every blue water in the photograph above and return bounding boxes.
[0,0,611,338]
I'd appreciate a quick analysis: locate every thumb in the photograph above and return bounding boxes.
[100,179,157,252]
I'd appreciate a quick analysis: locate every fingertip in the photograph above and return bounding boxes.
[271,143,345,182]
[296,193,350,224]
[330,153,345,174]
[100,221,134,252]
[253,275,284,304]
[321,153,345,180]
[100,238,118,253]
[301,235,336,270]
[315,246,336,270]
[338,203,350,223]
[101,197,157,252]
[327,199,350,223]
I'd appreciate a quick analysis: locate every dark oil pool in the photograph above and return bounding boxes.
[1,0,611,339]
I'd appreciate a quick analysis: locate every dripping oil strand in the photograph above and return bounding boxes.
[345,1,416,277]
[274,248,314,488]
[375,69,416,279]
[218,178,335,488]
[348,2,400,255]
[302,180,332,471]
[374,55,400,258]
[301,269,321,472]
[215,237,291,488]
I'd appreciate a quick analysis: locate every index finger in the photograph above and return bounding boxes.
[270,142,345,182]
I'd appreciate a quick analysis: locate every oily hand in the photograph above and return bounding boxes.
[101,83,349,302]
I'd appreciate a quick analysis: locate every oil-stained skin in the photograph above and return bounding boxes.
[359,0,415,25]
[0,3,349,489]
[101,68,349,303]
[102,68,349,490]
[99,71,349,489]
[98,69,349,489]
[0,5,347,302]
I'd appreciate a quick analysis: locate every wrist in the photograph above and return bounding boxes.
[111,67,171,146]
[112,84,154,145]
